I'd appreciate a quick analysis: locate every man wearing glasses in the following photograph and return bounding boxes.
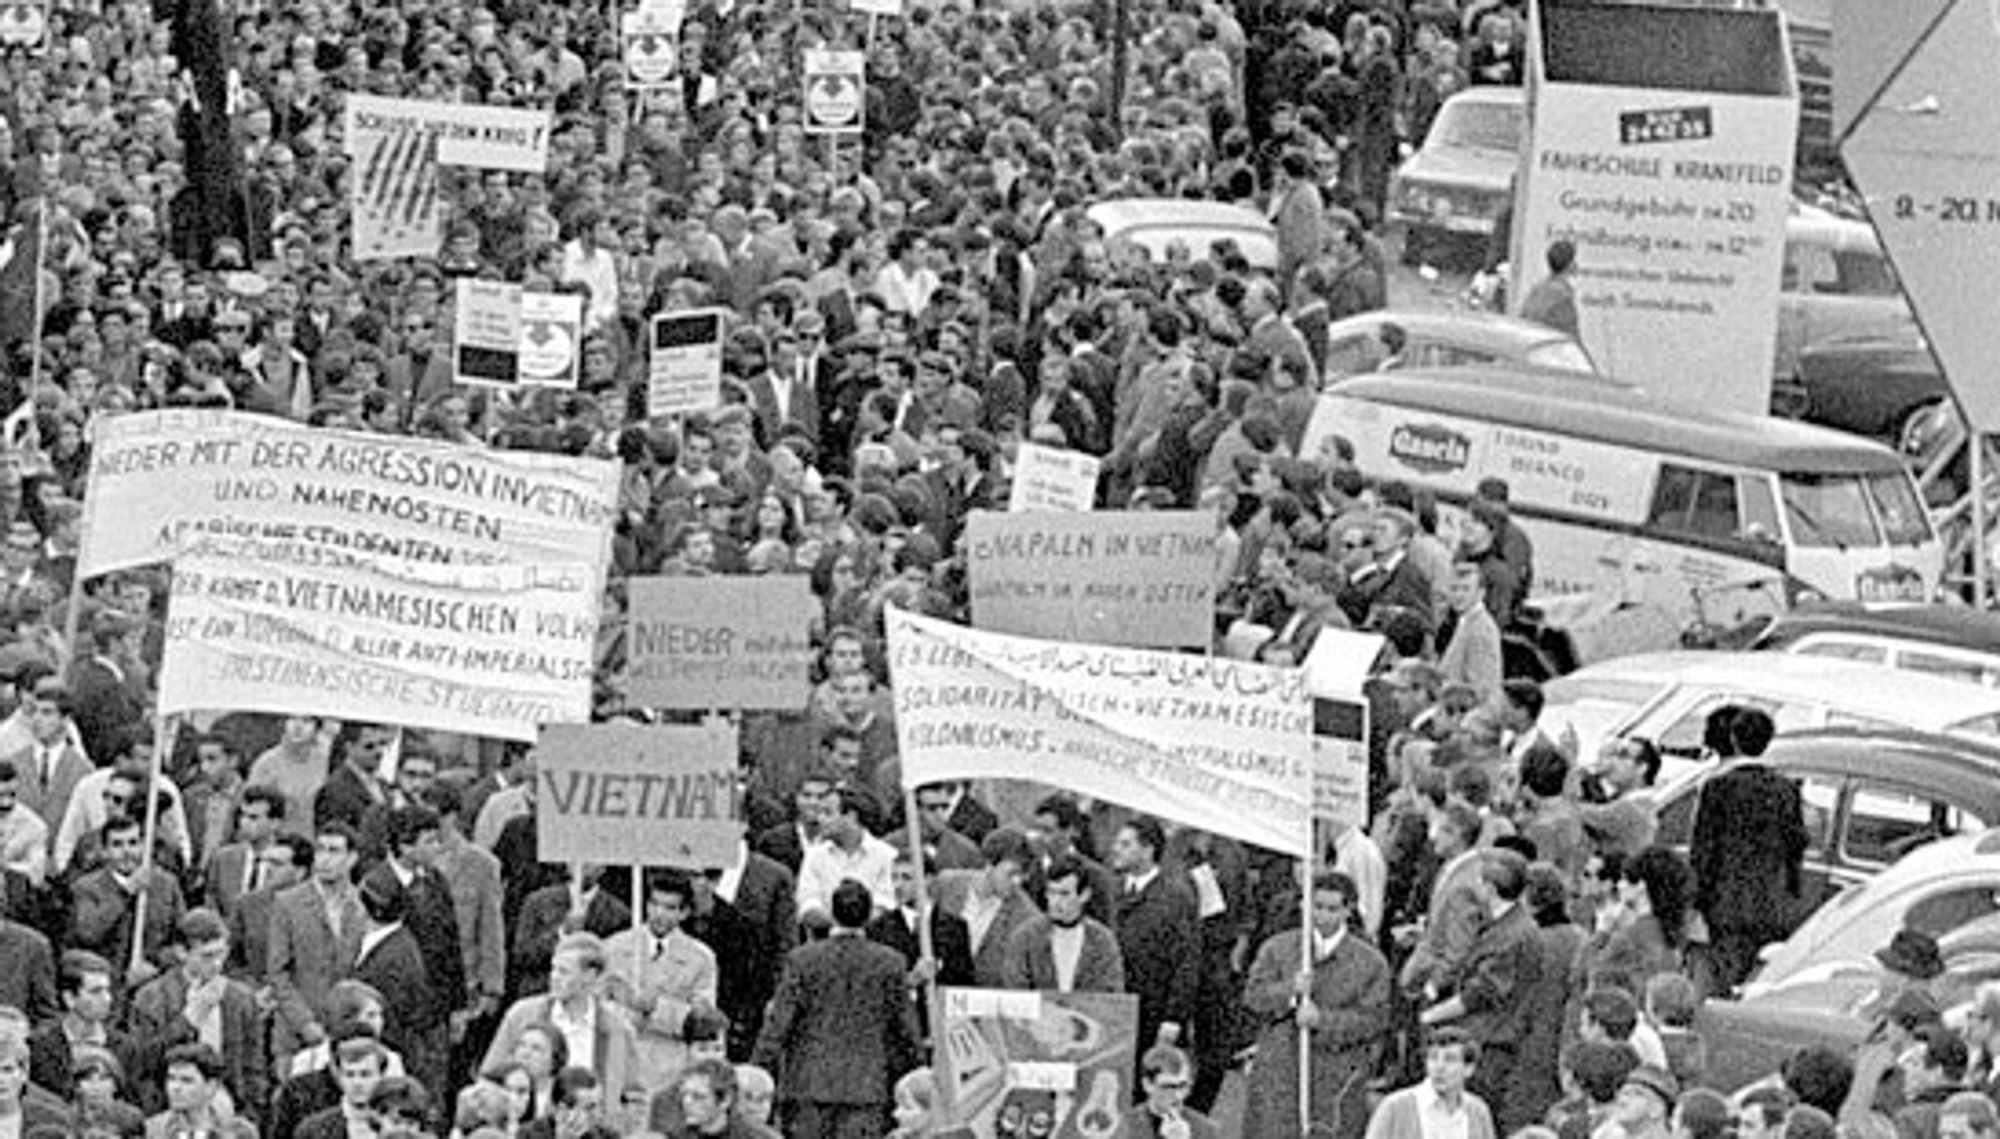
[1125,1043,1220,1139]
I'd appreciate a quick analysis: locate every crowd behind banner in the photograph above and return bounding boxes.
[0,0,1923,1138]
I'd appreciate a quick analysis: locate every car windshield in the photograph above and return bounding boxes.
[1524,340,1597,374]
[1430,101,1521,153]
[1865,471,1932,546]
[1781,472,1882,549]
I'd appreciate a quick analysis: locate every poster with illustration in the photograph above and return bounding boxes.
[934,989,1137,1139]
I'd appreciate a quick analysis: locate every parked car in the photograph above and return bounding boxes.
[1387,87,1522,267]
[1538,650,2000,786]
[1775,324,1951,443]
[1650,727,2000,932]
[1319,309,1599,380]
[1697,830,2000,1089]
[1750,601,2000,688]
[1084,198,1279,272]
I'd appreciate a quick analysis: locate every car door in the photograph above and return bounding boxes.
[1841,784,1991,882]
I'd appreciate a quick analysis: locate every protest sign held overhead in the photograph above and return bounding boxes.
[935,989,1138,1139]
[0,1,49,51]
[626,576,814,710]
[453,282,585,388]
[1006,443,1100,513]
[887,608,1312,856]
[342,96,553,260]
[536,719,742,868]
[343,95,554,171]
[648,309,725,416]
[965,511,1215,650]
[802,50,866,134]
[622,7,679,90]
[80,410,620,576]
[1302,629,1383,831]
[159,543,599,741]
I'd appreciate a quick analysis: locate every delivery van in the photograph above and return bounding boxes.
[1301,366,1943,666]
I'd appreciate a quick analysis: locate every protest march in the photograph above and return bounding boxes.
[0,0,1936,1137]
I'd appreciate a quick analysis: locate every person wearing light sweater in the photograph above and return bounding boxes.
[1364,1029,1499,1139]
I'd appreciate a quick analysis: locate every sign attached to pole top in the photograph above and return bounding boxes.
[802,50,866,135]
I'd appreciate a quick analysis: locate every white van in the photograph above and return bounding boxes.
[1301,366,1942,664]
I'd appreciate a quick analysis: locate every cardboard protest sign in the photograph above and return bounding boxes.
[935,989,1138,1139]
[626,576,814,710]
[802,50,866,134]
[80,410,620,576]
[536,719,741,867]
[1303,628,1382,830]
[0,1,49,51]
[648,309,725,416]
[519,291,584,388]
[622,8,679,90]
[454,279,523,387]
[343,96,552,260]
[965,511,1214,650]
[887,609,1312,856]
[344,95,553,172]
[160,543,598,741]
[1007,443,1099,513]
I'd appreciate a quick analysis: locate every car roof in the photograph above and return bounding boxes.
[1755,601,2000,656]
[1662,727,2000,811]
[1329,367,1911,474]
[1579,650,2000,731]
[1084,198,1278,270]
[1323,309,1584,357]
[1440,86,1525,109]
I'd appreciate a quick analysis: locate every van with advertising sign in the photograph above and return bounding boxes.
[1301,366,1943,667]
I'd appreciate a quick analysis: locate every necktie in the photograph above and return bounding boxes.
[41,747,56,787]
[653,938,665,961]
[245,855,260,897]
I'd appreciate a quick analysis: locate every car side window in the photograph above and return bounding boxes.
[1656,694,1782,757]
[1323,334,1380,379]
[1793,638,1889,665]
[1845,787,1981,866]
[1904,886,2000,939]
[1897,648,1999,688]
[1647,463,1741,540]
[1783,239,1835,295]
[1798,776,1838,855]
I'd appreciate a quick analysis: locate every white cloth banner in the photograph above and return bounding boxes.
[886,609,1313,856]
[160,544,598,741]
[80,410,620,577]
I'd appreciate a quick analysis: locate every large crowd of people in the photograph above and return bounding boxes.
[0,0,1936,1138]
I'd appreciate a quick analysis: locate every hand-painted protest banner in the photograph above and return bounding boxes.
[159,544,598,741]
[344,94,553,172]
[1007,443,1099,513]
[80,410,620,576]
[536,719,741,867]
[343,96,553,260]
[965,511,1214,650]
[626,576,814,710]
[887,609,1312,856]
[454,279,523,387]
[1303,629,1382,831]
[936,989,1138,1139]
[622,8,679,90]
[649,309,725,416]
[803,50,866,135]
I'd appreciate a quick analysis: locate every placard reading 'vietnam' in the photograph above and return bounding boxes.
[625,576,815,710]
[536,719,742,868]
[159,545,598,741]
[965,511,1215,650]
[887,609,1312,856]
[80,411,620,576]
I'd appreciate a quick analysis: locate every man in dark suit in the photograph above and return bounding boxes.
[1419,850,1543,1126]
[206,785,286,920]
[0,911,56,1023]
[311,724,394,832]
[1690,706,1809,997]
[687,868,772,1062]
[27,950,140,1099]
[752,880,920,1139]
[1004,854,1126,993]
[65,611,146,768]
[126,908,269,1116]
[1338,508,1435,640]
[293,1034,391,1139]
[933,829,1042,988]
[1025,795,1118,924]
[354,868,448,1100]
[1111,817,1202,1063]
[68,813,186,976]
[751,769,831,875]
[747,326,823,449]
[377,808,465,1095]
[228,833,312,982]
[867,849,977,991]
